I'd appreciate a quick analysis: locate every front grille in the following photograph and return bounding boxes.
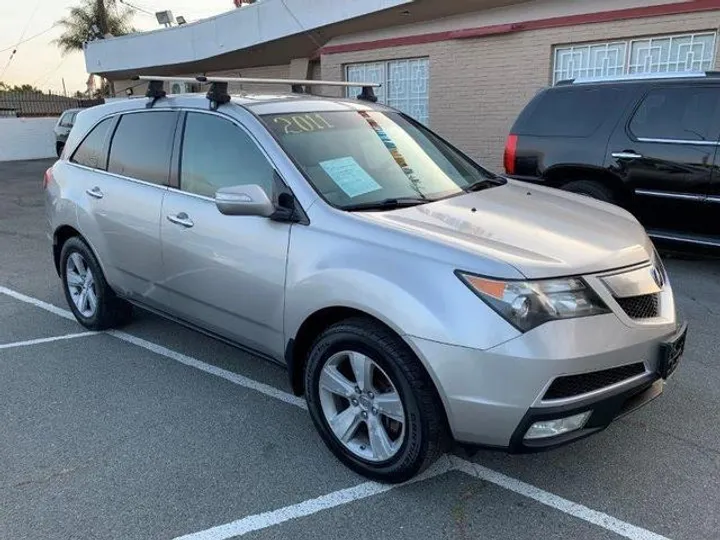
[615,293,660,319]
[543,362,646,400]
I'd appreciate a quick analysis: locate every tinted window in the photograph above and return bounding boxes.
[71,117,113,170]
[515,87,623,137]
[108,111,177,185]
[180,112,275,198]
[630,87,720,141]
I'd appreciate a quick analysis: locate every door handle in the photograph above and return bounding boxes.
[612,151,643,160]
[167,212,194,228]
[86,186,103,199]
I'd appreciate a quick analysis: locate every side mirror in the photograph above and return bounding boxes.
[215,184,275,217]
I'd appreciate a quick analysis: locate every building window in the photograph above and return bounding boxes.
[345,58,429,125]
[553,32,717,84]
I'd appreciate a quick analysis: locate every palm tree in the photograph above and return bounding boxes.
[55,0,134,95]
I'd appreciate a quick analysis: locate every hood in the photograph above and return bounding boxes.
[361,181,653,279]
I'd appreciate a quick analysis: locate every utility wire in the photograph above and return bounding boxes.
[33,55,71,89]
[0,25,58,55]
[0,54,16,81]
[18,0,44,46]
[1,0,44,79]
[279,0,322,49]
[118,0,155,17]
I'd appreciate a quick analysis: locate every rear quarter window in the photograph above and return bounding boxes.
[513,87,624,138]
[70,117,114,170]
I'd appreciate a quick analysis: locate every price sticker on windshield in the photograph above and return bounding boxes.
[319,157,382,198]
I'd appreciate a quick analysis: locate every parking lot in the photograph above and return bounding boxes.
[1,158,719,540]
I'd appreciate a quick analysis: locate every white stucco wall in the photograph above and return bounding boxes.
[0,118,57,161]
[84,0,413,74]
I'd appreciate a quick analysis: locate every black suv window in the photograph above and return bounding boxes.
[630,87,720,142]
[71,117,113,170]
[180,112,275,199]
[108,111,177,185]
[515,87,624,137]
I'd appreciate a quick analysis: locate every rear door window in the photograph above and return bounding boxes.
[108,111,178,185]
[70,117,113,170]
[629,87,720,142]
[514,87,624,137]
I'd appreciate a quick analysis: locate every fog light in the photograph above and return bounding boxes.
[524,411,591,440]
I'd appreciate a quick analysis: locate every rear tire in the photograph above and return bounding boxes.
[56,142,64,158]
[561,180,615,203]
[305,318,447,483]
[60,236,132,330]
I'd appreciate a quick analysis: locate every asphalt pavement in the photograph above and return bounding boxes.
[1,159,719,540]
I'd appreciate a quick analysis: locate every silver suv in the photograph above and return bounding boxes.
[45,79,686,483]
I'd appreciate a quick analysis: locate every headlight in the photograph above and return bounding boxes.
[456,272,610,332]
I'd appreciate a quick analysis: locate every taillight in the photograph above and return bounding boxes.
[43,167,54,190]
[503,134,518,175]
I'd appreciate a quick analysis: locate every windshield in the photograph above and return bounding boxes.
[261,111,500,210]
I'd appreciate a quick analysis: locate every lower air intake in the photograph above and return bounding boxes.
[543,362,646,400]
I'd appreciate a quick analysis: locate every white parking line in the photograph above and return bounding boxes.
[107,330,307,410]
[0,286,76,321]
[451,457,670,540]
[0,285,306,409]
[0,285,673,540]
[173,456,456,540]
[0,331,97,350]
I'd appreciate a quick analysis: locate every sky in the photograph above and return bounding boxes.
[0,0,234,94]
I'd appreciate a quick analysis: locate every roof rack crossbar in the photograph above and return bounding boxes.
[136,75,381,101]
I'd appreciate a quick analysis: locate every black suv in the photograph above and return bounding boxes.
[505,72,720,249]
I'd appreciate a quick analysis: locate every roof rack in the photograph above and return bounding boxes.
[556,71,717,86]
[134,75,382,109]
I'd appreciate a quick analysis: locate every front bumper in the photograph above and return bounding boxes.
[508,374,663,452]
[407,313,682,450]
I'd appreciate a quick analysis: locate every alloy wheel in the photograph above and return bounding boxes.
[66,252,98,318]
[318,350,406,462]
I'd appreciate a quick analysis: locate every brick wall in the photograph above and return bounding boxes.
[322,10,720,171]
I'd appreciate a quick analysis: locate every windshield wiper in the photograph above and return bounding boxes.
[464,179,499,192]
[342,197,428,212]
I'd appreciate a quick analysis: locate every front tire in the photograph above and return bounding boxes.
[305,318,447,483]
[60,236,132,330]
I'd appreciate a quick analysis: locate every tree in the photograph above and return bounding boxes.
[54,0,134,95]
[55,0,134,54]
[0,82,43,93]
